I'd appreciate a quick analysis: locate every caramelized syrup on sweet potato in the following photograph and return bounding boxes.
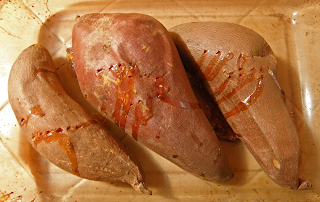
[197,51,265,119]
[132,98,153,140]
[224,74,264,119]
[66,120,96,132]
[203,51,234,81]
[23,105,97,176]
[155,76,200,109]
[97,63,200,140]
[32,120,96,176]
[20,105,45,126]
[110,63,136,130]
[96,68,105,79]
[32,128,80,176]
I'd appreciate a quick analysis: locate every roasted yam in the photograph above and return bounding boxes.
[8,44,151,194]
[169,22,310,190]
[72,13,233,182]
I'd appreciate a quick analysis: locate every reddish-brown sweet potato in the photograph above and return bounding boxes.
[169,22,311,190]
[71,13,233,182]
[8,44,151,194]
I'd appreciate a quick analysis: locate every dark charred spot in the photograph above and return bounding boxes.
[172,155,179,158]
[281,89,286,103]
[260,67,264,72]
[96,68,105,78]
[76,125,83,129]
[97,68,104,73]
[56,128,63,133]
[20,118,26,126]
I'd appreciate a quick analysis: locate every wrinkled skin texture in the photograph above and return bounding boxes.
[8,44,151,194]
[72,13,233,182]
[169,22,311,190]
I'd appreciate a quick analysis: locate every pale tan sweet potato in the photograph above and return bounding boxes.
[71,13,233,182]
[8,44,151,194]
[169,22,311,190]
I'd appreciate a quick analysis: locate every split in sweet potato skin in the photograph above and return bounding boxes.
[169,22,311,190]
[72,13,233,182]
[187,73,237,142]
[8,44,151,194]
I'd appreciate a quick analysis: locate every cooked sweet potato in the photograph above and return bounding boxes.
[169,22,311,190]
[187,73,237,142]
[8,44,151,194]
[71,13,233,182]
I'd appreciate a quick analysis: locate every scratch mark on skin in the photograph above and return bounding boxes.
[0,100,9,111]
[0,26,20,38]
[171,0,200,21]
[45,0,51,14]
[236,0,264,24]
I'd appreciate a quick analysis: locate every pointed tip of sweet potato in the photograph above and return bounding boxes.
[297,179,312,190]
[133,181,152,195]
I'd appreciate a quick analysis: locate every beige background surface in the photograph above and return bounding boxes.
[0,0,319,201]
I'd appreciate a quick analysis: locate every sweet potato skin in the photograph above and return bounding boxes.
[72,13,233,182]
[8,44,151,194]
[187,73,237,142]
[169,22,311,190]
